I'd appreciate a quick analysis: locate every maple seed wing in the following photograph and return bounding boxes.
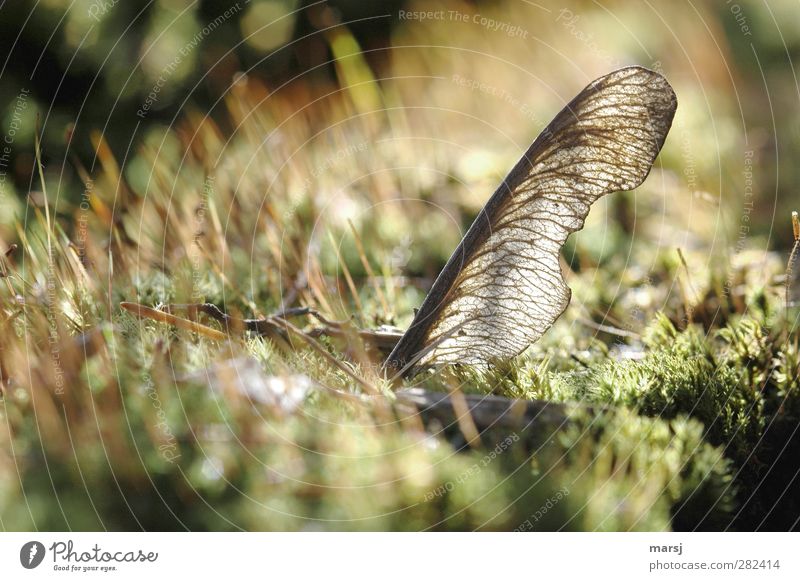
[385,67,677,374]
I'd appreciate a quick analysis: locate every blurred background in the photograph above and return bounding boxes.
[0,0,798,245]
[1,0,799,316]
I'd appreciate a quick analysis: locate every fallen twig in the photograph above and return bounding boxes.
[120,302,228,341]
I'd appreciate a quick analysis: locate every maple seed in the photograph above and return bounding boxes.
[385,66,678,377]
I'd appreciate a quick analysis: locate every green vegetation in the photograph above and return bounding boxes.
[2,99,797,529]
[1,0,799,532]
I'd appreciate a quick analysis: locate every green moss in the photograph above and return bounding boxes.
[3,33,798,530]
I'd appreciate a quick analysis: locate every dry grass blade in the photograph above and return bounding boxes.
[786,211,800,308]
[328,230,364,317]
[120,302,229,341]
[348,219,390,318]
